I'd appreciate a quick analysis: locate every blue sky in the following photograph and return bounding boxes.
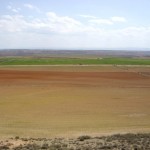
[0,0,150,50]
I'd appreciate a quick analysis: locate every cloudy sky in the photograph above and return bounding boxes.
[0,0,150,50]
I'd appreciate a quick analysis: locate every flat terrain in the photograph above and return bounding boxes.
[0,65,150,138]
[0,57,150,65]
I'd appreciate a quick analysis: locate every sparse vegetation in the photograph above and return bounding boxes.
[0,133,150,150]
[77,135,91,141]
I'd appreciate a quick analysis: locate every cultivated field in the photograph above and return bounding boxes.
[0,57,150,65]
[0,65,150,138]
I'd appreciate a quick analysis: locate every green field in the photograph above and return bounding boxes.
[0,57,150,65]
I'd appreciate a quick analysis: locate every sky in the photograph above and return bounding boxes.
[0,0,150,50]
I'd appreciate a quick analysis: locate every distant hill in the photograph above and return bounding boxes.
[0,49,150,58]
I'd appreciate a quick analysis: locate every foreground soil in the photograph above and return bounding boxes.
[0,133,150,150]
[0,66,150,137]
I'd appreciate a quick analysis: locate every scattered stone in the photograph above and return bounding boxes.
[0,133,149,150]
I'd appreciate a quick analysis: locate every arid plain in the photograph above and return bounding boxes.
[0,65,150,138]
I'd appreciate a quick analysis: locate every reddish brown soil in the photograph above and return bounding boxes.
[0,66,150,137]
[0,69,147,80]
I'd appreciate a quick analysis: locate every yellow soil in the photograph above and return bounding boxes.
[0,66,150,138]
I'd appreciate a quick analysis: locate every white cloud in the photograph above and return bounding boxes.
[0,12,83,34]
[111,16,127,22]
[0,12,150,48]
[24,4,34,9]
[0,15,28,32]
[7,5,20,13]
[87,16,127,25]
[12,9,19,13]
[89,18,113,25]
[46,12,81,25]
[24,3,41,13]
[7,5,12,10]
[46,12,83,33]
[79,15,97,19]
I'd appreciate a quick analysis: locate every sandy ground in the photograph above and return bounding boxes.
[0,65,150,138]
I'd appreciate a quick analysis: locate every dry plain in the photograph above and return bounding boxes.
[0,65,150,138]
